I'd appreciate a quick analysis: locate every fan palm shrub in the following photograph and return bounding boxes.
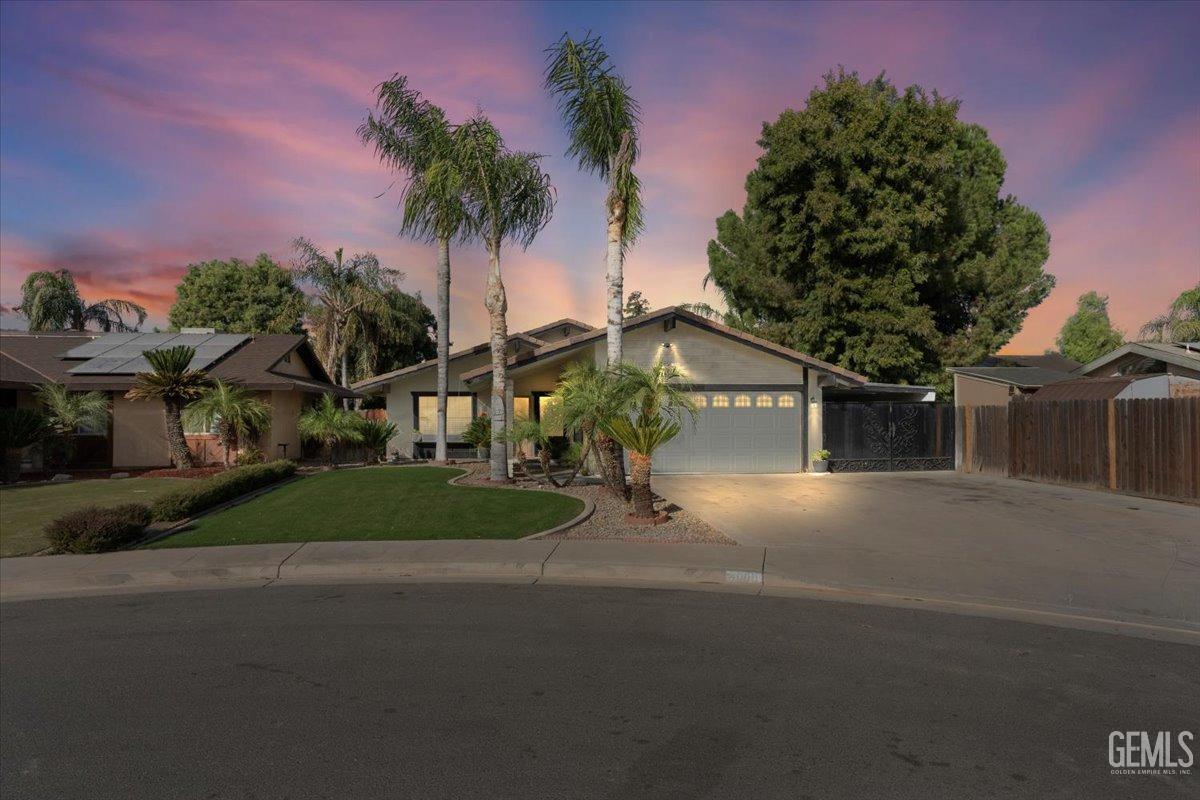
[0,407,51,483]
[549,361,624,492]
[183,379,273,466]
[503,416,561,486]
[298,394,364,467]
[601,362,696,518]
[125,345,210,469]
[358,418,399,464]
[35,383,109,470]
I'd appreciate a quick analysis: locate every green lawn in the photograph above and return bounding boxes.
[0,478,187,557]
[147,466,584,548]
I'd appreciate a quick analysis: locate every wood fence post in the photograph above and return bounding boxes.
[1107,398,1118,490]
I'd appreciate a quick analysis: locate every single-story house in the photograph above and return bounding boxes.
[1075,341,1200,397]
[946,353,1081,406]
[355,306,873,473]
[0,329,353,472]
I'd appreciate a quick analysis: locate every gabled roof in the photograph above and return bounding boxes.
[947,366,1077,389]
[520,318,594,339]
[982,353,1081,372]
[460,306,868,386]
[0,331,99,388]
[1077,341,1200,375]
[351,332,546,392]
[1031,374,1161,402]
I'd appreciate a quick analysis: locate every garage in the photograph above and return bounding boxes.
[653,390,803,474]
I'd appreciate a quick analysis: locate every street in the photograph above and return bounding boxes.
[2,583,1196,799]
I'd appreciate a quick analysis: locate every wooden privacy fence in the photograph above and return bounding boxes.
[958,397,1200,503]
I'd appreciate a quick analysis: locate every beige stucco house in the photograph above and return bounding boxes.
[0,330,353,471]
[354,307,867,473]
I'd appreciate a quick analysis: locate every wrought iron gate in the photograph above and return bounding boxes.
[822,402,954,472]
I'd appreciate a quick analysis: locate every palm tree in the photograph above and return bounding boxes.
[35,383,110,470]
[450,113,555,481]
[360,76,470,463]
[1140,285,1200,343]
[183,380,273,466]
[18,269,147,332]
[602,362,696,518]
[503,416,564,486]
[544,32,642,367]
[297,394,365,467]
[0,408,50,483]
[292,238,401,398]
[358,418,399,464]
[126,345,210,469]
[549,361,624,494]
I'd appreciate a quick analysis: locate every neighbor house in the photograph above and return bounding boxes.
[355,307,877,473]
[1074,341,1200,397]
[0,329,353,472]
[946,353,1081,406]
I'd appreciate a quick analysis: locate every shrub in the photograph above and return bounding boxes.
[150,460,297,521]
[234,445,265,466]
[45,503,152,554]
[461,414,491,451]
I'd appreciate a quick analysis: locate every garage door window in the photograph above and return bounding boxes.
[734,394,751,408]
[711,394,729,408]
[692,394,708,408]
[778,395,795,408]
[756,395,773,408]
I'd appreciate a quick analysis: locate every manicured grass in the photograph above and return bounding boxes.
[0,478,186,557]
[146,467,584,548]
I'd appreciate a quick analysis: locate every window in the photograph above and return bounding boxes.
[537,395,563,436]
[692,394,707,408]
[756,395,773,408]
[711,394,729,408]
[184,415,216,435]
[778,394,796,408]
[734,394,751,408]
[417,395,474,435]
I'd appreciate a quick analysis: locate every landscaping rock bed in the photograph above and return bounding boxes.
[454,462,736,545]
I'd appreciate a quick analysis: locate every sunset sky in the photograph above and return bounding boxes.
[1,0,1197,354]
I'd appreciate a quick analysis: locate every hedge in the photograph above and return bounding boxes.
[150,460,297,522]
[45,504,152,554]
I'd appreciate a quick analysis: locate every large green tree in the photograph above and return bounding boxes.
[1056,291,1124,364]
[169,254,305,334]
[706,70,1054,391]
[343,287,436,384]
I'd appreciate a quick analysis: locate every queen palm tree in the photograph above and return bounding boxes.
[183,380,273,466]
[18,269,147,332]
[544,32,642,367]
[360,76,470,462]
[35,383,110,470]
[126,346,211,469]
[1140,285,1200,343]
[297,394,364,467]
[292,238,401,399]
[450,113,555,481]
[602,362,696,518]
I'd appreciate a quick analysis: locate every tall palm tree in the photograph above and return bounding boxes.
[18,269,147,332]
[35,383,110,469]
[360,75,470,462]
[450,113,555,481]
[1140,285,1200,343]
[126,345,210,469]
[183,380,273,465]
[297,394,365,467]
[602,362,696,518]
[544,32,642,366]
[292,238,401,398]
[550,360,624,495]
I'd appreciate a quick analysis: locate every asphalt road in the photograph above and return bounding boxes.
[2,584,1197,800]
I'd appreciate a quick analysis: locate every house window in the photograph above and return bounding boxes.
[756,395,773,408]
[711,394,729,408]
[778,394,796,408]
[184,416,216,435]
[692,394,707,408]
[417,395,473,435]
[734,394,751,408]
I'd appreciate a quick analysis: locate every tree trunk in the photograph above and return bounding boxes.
[484,241,509,482]
[628,451,655,518]
[538,448,561,488]
[435,236,451,463]
[595,431,628,499]
[557,435,592,487]
[163,400,194,469]
[605,201,624,366]
[340,350,351,410]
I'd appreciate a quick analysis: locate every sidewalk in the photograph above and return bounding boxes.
[2,541,1197,644]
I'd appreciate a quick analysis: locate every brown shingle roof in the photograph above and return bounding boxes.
[1031,374,1157,401]
[0,331,99,388]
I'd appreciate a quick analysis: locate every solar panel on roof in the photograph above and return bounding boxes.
[61,333,140,359]
[64,332,252,375]
[68,357,135,374]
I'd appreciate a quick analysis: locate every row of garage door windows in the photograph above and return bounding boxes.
[693,394,796,409]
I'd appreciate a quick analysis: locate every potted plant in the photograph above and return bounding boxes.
[811,449,831,473]
[461,414,491,460]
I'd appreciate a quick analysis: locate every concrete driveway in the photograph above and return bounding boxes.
[653,471,1200,624]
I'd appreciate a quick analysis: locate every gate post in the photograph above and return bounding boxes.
[805,369,823,471]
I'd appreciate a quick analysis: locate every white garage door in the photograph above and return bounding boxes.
[653,391,802,474]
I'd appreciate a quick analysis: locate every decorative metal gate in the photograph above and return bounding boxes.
[822,402,954,472]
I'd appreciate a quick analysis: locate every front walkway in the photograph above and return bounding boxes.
[652,471,1200,626]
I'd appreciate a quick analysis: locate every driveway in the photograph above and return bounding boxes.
[654,471,1200,624]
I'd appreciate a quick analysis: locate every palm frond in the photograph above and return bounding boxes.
[125,346,210,404]
[600,413,680,458]
[183,380,272,440]
[297,395,365,444]
[35,383,109,434]
[611,361,697,425]
[84,298,147,332]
